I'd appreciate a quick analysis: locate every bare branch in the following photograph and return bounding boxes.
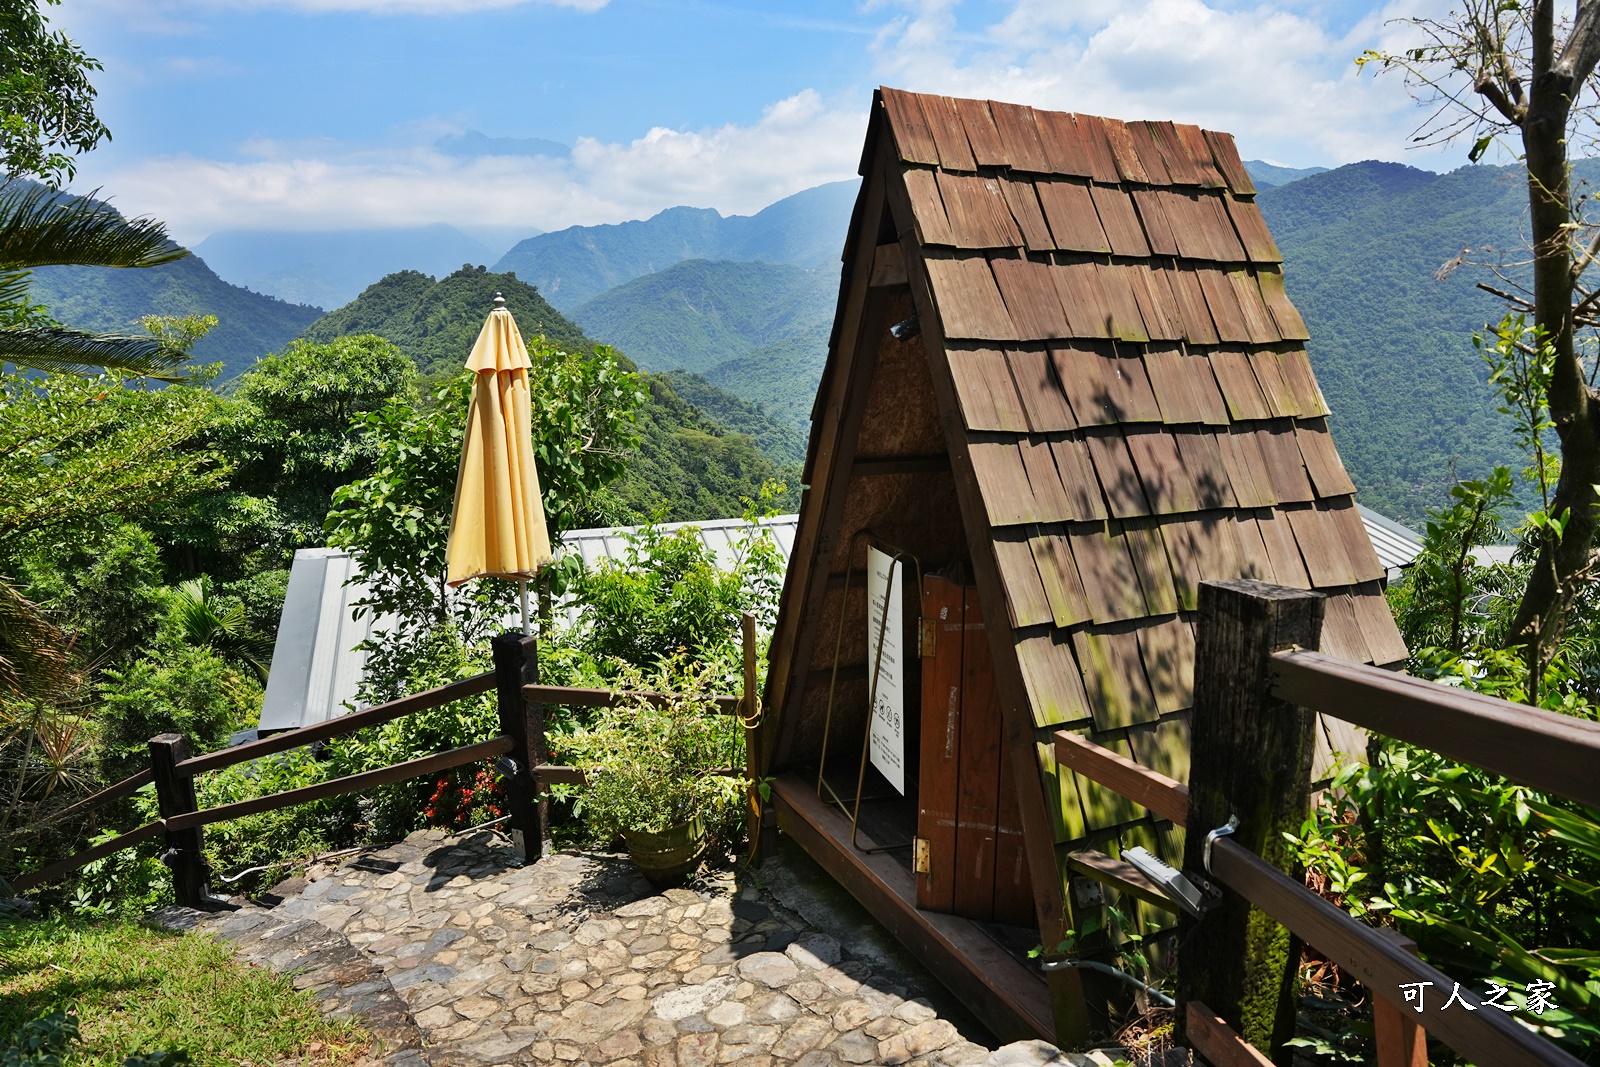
[1476,72,1526,122]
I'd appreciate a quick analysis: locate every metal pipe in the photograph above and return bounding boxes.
[1038,957,1175,1008]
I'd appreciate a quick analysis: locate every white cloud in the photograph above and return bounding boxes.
[77,91,867,243]
[75,0,1474,241]
[869,0,1455,168]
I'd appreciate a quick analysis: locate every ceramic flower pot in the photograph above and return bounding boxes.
[620,815,707,887]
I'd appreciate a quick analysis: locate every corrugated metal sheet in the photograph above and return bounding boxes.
[1356,503,1422,577]
[259,548,386,734]
[258,516,801,732]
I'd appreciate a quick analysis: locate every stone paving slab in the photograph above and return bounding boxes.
[186,828,1130,1067]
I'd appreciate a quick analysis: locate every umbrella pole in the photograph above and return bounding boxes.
[519,578,531,636]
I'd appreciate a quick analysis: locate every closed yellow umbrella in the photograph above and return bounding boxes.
[445,293,552,632]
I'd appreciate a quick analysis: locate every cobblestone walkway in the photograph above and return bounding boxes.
[187,827,1123,1067]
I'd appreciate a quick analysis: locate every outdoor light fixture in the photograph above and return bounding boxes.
[889,314,920,340]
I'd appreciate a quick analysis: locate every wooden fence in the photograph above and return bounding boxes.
[12,619,763,902]
[1055,579,1600,1067]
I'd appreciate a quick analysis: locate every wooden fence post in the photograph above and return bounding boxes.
[741,613,777,864]
[493,631,547,862]
[1372,928,1429,1067]
[148,733,209,908]
[1178,579,1324,1064]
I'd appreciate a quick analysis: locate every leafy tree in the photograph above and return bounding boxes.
[1361,2,1600,674]
[170,335,416,576]
[0,1,108,186]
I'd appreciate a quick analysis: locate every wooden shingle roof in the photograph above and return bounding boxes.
[874,87,1405,852]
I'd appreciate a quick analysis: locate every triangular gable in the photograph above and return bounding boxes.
[763,87,1405,974]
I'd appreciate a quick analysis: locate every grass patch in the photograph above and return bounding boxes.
[0,916,369,1067]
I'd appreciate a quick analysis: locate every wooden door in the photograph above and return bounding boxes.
[915,575,1033,925]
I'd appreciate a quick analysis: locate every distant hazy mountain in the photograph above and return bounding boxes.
[194,224,540,310]
[1244,159,1330,187]
[492,179,859,312]
[29,253,322,381]
[434,130,570,159]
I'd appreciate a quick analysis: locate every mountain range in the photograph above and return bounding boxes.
[27,157,1562,527]
[194,224,540,310]
[491,180,859,312]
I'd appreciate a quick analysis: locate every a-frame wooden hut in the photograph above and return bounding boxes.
[758,87,1407,1045]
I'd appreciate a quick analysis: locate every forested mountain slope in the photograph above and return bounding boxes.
[1261,160,1595,522]
[492,180,857,311]
[299,267,799,520]
[30,254,322,381]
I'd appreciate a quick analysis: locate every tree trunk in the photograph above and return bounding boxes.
[1510,1,1600,663]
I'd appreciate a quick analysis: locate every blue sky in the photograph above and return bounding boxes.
[60,0,1455,242]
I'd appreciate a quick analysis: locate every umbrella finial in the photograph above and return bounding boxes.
[492,291,506,309]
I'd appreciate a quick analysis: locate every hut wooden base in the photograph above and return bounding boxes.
[770,772,1054,1043]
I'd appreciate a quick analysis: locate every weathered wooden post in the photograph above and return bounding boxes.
[493,631,547,861]
[1372,928,1428,1067]
[1178,579,1324,1064]
[741,612,777,863]
[148,733,210,908]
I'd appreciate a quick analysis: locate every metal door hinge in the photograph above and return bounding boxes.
[919,618,937,658]
[913,837,930,873]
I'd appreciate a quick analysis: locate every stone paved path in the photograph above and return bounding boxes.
[185,827,1126,1067]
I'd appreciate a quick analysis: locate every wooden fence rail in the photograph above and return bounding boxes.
[1055,579,1589,1067]
[12,618,765,905]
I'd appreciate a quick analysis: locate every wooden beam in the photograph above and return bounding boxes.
[1272,648,1600,810]
[770,773,1055,1044]
[523,685,739,714]
[1053,732,1189,826]
[166,736,514,832]
[882,133,1094,1045]
[12,821,164,893]
[1371,928,1428,1067]
[1185,1002,1273,1067]
[180,672,496,775]
[47,768,154,824]
[1065,849,1177,913]
[765,165,893,769]
[870,242,907,287]
[1210,836,1582,1067]
[852,455,951,476]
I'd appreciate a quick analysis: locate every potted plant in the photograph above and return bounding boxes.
[559,662,746,885]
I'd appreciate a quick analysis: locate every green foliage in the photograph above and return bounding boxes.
[325,336,645,673]
[308,266,798,524]
[301,265,591,375]
[559,495,785,684]
[172,335,416,575]
[187,750,333,884]
[13,520,165,667]
[165,576,273,682]
[95,644,257,781]
[0,369,227,547]
[662,369,808,465]
[557,659,746,842]
[0,1,108,184]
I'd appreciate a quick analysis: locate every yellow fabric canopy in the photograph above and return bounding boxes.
[444,302,552,587]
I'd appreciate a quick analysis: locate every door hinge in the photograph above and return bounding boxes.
[913,836,930,874]
[919,618,937,658]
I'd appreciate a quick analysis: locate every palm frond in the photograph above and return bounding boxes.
[0,324,188,379]
[0,577,74,703]
[0,180,187,272]
[171,577,273,682]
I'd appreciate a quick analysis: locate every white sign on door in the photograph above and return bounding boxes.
[866,545,905,794]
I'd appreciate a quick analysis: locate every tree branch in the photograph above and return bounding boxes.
[1476,72,1526,122]
[1555,0,1600,90]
